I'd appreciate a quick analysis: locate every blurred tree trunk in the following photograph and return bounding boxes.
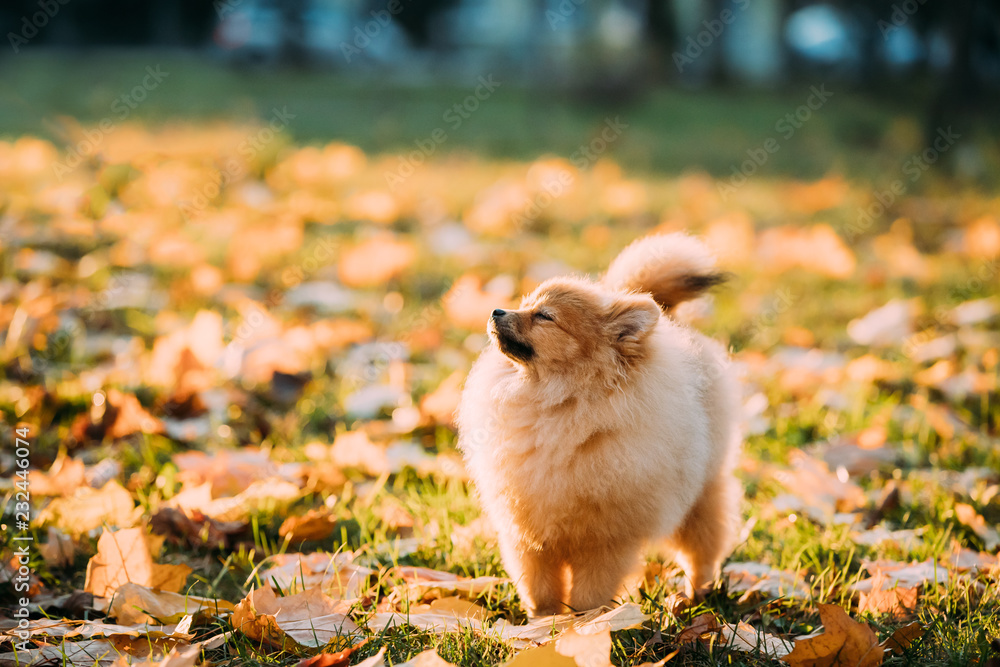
[927,0,976,143]
[279,0,309,67]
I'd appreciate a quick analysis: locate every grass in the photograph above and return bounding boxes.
[2,50,999,185]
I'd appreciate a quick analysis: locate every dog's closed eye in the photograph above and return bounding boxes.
[533,311,554,322]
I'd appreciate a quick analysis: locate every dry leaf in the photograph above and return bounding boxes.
[503,628,611,667]
[784,604,882,667]
[772,451,867,522]
[279,508,339,542]
[677,613,720,644]
[396,649,459,666]
[296,643,360,667]
[31,453,86,496]
[150,506,247,550]
[39,480,139,535]
[368,596,490,634]
[955,503,1000,551]
[391,566,507,602]
[879,622,924,655]
[858,576,918,620]
[721,621,794,658]
[338,234,416,287]
[443,274,516,330]
[257,552,374,598]
[39,526,77,568]
[85,528,191,598]
[502,642,577,667]
[231,585,358,650]
[847,300,914,346]
[853,559,948,593]
[108,582,235,625]
[723,562,811,600]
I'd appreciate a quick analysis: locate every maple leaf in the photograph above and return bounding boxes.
[84,528,192,599]
[231,585,359,650]
[784,604,883,667]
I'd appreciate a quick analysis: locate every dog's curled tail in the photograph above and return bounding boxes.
[602,233,727,313]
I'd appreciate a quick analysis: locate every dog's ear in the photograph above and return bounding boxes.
[606,294,660,359]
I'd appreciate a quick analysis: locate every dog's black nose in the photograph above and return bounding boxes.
[492,309,507,319]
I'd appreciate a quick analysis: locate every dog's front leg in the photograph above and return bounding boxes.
[501,538,567,617]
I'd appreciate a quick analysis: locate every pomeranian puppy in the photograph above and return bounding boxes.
[457,233,742,617]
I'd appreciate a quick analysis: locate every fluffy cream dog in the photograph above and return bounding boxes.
[457,233,742,617]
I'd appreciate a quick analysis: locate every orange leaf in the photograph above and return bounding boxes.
[784,604,883,667]
[879,622,924,656]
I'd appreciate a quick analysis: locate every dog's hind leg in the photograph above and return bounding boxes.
[668,471,741,598]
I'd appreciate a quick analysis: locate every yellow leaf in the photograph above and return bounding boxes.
[39,480,139,536]
[85,528,192,598]
[231,585,358,650]
[395,649,459,666]
[109,582,235,625]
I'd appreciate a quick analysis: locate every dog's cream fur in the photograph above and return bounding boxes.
[457,233,742,617]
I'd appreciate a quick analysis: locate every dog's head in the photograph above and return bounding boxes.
[487,277,661,378]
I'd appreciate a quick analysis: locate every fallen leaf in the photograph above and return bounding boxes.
[108,582,235,625]
[853,559,948,593]
[296,644,359,667]
[369,595,491,635]
[677,613,720,645]
[150,506,247,550]
[721,621,794,658]
[879,622,924,655]
[443,273,516,330]
[85,528,191,598]
[391,566,507,602]
[31,453,86,496]
[396,649,459,666]
[257,552,374,598]
[503,628,611,667]
[955,503,1000,551]
[847,300,914,347]
[38,480,139,535]
[39,526,77,568]
[419,371,464,427]
[338,234,416,287]
[502,642,577,667]
[772,451,867,522]
[784,604,882,667]
[231,585,358,650]
[279,508,339,542]
[723,562,811,601]
[858,574,918,620]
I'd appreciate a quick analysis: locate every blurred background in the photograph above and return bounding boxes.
[1,0,999,180]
